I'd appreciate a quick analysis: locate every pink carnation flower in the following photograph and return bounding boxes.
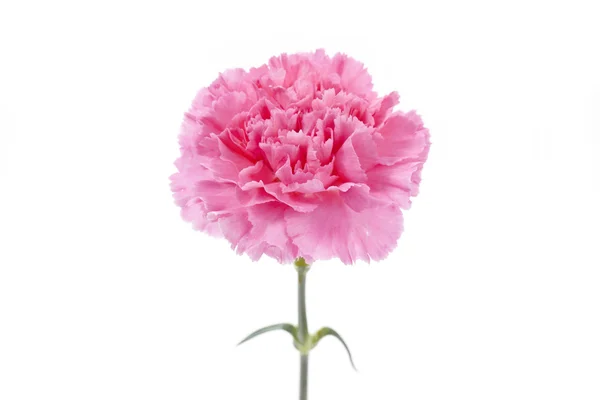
[171,50,430,264]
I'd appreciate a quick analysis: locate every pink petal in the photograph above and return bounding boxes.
[235,185,276,208]
[259,142,300,172]
[366,161,424,209]
[238,160,275,186]
[217,132,254,169]
[262,182,320,212]
[349,129,379,171]
[330,53,374,98]
[375,112,430,165]
[199,91,251,135]
[332,114,357,153]
[339,184,383,212]
[180,197,222,237]
[236,203,298,263]
[334,135,368,183]
[281,179,326,194]
[219,211,252,248]
[274,157,312,185]
[370,92,400,127]
[193,181,239,211]
[285,192,403,264]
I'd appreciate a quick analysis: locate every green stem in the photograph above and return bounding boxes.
[300,354,308,400]
[295,258,310,400]
[297,266,309,342]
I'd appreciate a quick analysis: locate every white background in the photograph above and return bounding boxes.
[1,1,599,399]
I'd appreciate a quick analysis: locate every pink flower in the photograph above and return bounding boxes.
[170,50,430,264]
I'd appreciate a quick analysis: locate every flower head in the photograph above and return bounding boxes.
[171,50,430,264]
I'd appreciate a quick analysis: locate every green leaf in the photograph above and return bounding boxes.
[312,327,358,371]
[237,323,298,346]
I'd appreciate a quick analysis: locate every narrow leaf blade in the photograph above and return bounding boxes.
[237,323,298,346]
[314,327,358,371]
